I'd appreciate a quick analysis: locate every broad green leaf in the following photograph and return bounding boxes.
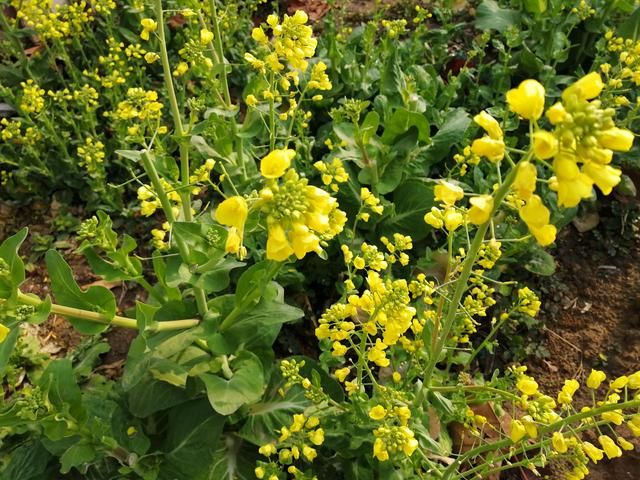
[0,228,28,300]
[38,359,85,422]
[59,443,95,474]
[159,399,224,480]
[524,0,547,13]
[475,0,520,32]
[618,7,640,40]
[379,179,435,240]
[234,261,277,307]
[45,250,116,334]
[360,111,380,145]
[380,109,429,144]
[127,376,190,418]
[200,351,265,415]
[524,247,556,276]
[207,435,257,480]
[425,108,471,163]
[0,441,52,480]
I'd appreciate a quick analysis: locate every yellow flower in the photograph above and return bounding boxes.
[598,435,622,459]
[260,149,296,179]
[587,369,606,389]
[443,208,463,232]
[562,72,604,102]
[0,324,9,343]
[302,445,317,461]
[140,18,157,41]
[267,223,294,261]
[252,27,268,43]
[516,376,539,396]
[546,102,567,125]
[434,181,464,206]
[255,467,265,479]
[215,196,248,231]
[373,437,389,461]
[200,29,214,44]
[598,128,634,152]
[583,162,621,195]
[551,155,594,208]
[506,79,546,120]
[510,420,526,442]
[474,111,503,140]
[334,367,350,382]
[307,428,324,445]
[583,442,604,463]
[424,208,443,229]
[610,376,628,390]
[519,196,556,246]
[471,136,505,162]
[467,195,494,225]
[259,443,277,456]
[601,411,624,426]
[144,52,160,64]
[617,437,635,451]
[628,371,640,389]
[532,130,559,159]
[513,161,537,200]
[552,432,568,453]
[225,228,242,256]
[369,405,387,421]
[246,94,258,107]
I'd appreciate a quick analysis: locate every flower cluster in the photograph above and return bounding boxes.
[255,413,324,480]
[77,137,106,178]
[258,150,346,261]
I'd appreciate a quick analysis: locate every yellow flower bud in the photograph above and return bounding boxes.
[617,437,635,451]
[200,29,214,44]
[516,376,539,396]
[260,149,296,179]
[532,130,559,159]
[467,195,494,225]
[587,369,606,389]
[506,79,546,120]
[443,208,463,232]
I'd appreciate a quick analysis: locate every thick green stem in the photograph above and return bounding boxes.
[17,292,199,331]
[153,0,193,222]
[141,151,209,315]
[416,159,523,407]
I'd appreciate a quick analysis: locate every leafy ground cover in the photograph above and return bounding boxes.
[1,1,640,479]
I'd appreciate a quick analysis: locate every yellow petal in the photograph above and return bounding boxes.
[598,128,634,152]
[215,196,248,230]
[467,195,494,225]
[473,110,503,140]
[562,72,604,102]
[260,149,296,179]
[532,130,558,160]
[506,79,546,120]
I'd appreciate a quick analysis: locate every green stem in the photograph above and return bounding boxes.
[153,0,192,222]
[17,291,199,331]
[442,399,640,479]
[417,158,524,406]
[141,151,209,315]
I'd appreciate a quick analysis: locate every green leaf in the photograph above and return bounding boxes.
[0,320,20,377]
[208,435,257,480]
[524,0,547,13]
[38,359,85,422]
[380,109,429,144]
[618,7,640,40]
[0,228,28,300]
[475,0,520,32]
[45,250,116,334]
[160,399,225,480]
[59,443,95,474]
[234,261,276,307]
[200,351,266,415]
[360,111,380,145]
[0,441,52,480]
[425,108,471,163]
[524,246,556,276]
[380,179,435,240]
[115,149,142,162]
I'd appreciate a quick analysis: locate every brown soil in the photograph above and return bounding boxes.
[529,227,640,479]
